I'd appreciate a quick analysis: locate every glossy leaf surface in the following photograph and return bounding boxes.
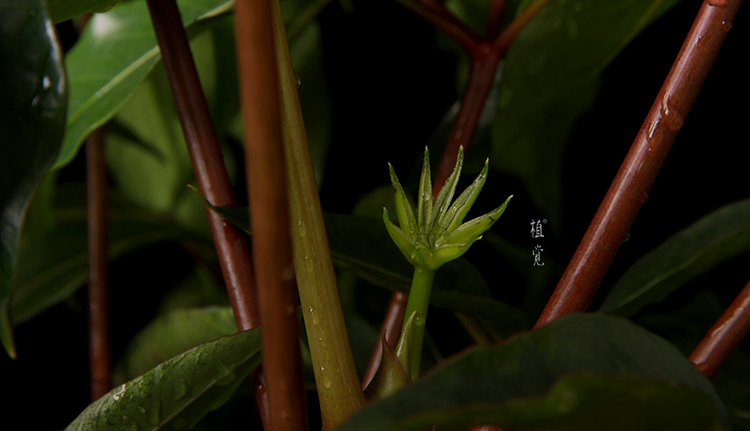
[491,0,681,228]
[48,0,120,22]
[117,306,237,381]
[339,313,729,431]
[601,197,750,316]
[66,327,262,431]
[56,0,233,170]
[0,0,67,358]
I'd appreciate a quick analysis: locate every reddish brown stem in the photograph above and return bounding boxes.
[144,0,268,426]
[397,0,479,52]
[432,0,549,192]
[362,292,409,390]
[486,0,506,38]
[86,126,110,401]
[690,277,750,379]
[433,42,500,193]
[235,0,309,430]
[535,0,743,328]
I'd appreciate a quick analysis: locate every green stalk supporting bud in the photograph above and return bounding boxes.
[384,147,511,381]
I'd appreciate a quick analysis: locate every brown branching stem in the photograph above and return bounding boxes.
[432,0,550,192]
[86,126,110,401]
[690,277,750,379]
[535,0,743,328]
[234,0,309,430]
[144,0,269,426]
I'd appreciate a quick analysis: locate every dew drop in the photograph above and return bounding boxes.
[42,75,51,90]
[323,377,332,389]
[31,95,40,108]
[647,118,661,139]
[661,94,684,132]
[297,219,307,237]
[312,312,319,325]
[320,367,325,371]
[707,0,729,7]
[722,20,733,32]
[173,378,189,401]
[294,71,301,89]
[622,231,631,242]
[137,406,146,414]
[641,191,650,204]
[112,384,126,401]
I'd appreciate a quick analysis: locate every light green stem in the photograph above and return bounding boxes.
[402,267,435,381]
[272,1,365,429]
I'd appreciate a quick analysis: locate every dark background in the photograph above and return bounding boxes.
[2,1,747,429]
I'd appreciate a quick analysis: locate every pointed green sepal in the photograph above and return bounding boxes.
[446,195,513,246]
[388,163,417,235]
[431,147,464,234]
[384,208,417,265]
[440,158,490,233]
[416,148,433,233]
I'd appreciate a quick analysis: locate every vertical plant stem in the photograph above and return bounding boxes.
[235,0,309,430]
[433,43,500,192]
[690,277,750,379]
[432,0,549,192]
[272,0,366,427]
[362,292,408,390]
[535,0,743,328]
[402,268,436,381]
[144,0,268,425]
[486,0,506,38]
[86,126,110,401]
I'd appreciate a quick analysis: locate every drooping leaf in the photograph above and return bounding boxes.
[55,0,234,170]
[0,0,67,358]
[48,0,121,23]
[490,0,682,230]
[11,214,182,326]
[116,306,237,382]
[600,197,750,316]
[65,326,262,431]
[338,313,730,431]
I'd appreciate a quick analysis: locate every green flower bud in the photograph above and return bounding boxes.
[384,146,512,271]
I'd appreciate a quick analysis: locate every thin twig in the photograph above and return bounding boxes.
[397,0,479,52]
[86,126,111,401]
[144,0,269,426]
[690,277,750,379]
[535,0,743,328]
[234,0,309,429]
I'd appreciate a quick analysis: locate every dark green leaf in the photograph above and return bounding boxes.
[55,0,233,170]
[65,327,262,431]
[338,313,729,431]
[11,215,182,325]
[491,0,681,230]
[600,197,750,316]
[117,306,238,382]
[0,0,67,358]
[48,0,120,23]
